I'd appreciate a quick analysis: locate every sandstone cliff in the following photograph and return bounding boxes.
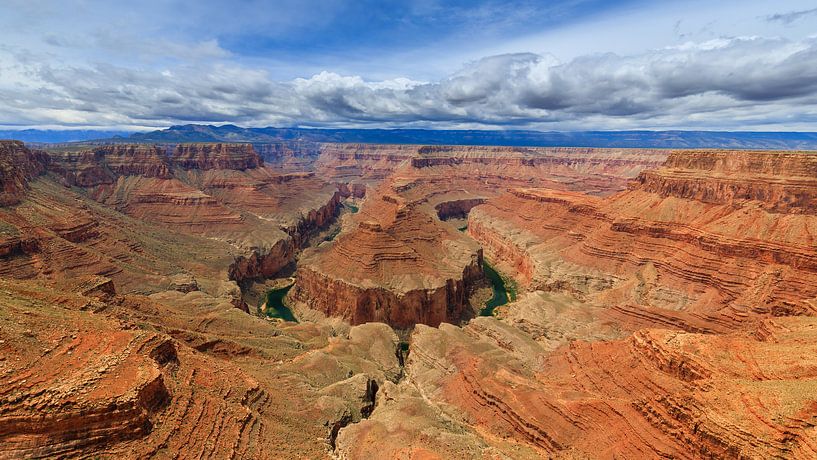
[634,149,817,213]
[0,140,48,205]
[170,143,262,170]
[292,190,484,327]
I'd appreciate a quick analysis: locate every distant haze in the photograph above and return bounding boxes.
[4,125,817,150]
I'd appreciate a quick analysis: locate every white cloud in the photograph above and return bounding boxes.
[1,9,817,131]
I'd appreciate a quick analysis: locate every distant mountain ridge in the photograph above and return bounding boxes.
[4,124,817,149]
[0,129,131,144]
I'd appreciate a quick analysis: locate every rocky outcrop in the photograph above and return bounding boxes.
[170,143,262,170]
[0,236,39,258]
[435,198,486,220]
[634,149,817,213]
[227,237,297,282]
[292,192,485,327]
[337,182,367,199]
[294,249,483,328]
[0,307,171,458]
[227,190,344,282]
[0,140,48,206]
[49,217,100,243]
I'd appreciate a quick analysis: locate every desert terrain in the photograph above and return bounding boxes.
[2,139,817,459]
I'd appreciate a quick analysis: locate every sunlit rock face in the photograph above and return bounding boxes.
[0,140,48,206]
[4,140,817,459]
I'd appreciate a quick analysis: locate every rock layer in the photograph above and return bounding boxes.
[5,141,817,459]
[293,192,484,327]
[0,141,48,206]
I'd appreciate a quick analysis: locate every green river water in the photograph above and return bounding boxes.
[263,285,297,322]
[480,261,515,316]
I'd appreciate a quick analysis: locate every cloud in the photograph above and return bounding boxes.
[766,7,817,25]
[1,36,817,130]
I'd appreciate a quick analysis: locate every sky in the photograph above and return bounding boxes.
[0,0,816,131]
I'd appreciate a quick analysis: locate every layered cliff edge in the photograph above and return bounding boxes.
[335,149,817,459]
[292,193,485,328]
[0,141,48,206]
[0,141,345,298]
[466,149,817,326]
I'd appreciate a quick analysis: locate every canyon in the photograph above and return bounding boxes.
[2,139,817,459]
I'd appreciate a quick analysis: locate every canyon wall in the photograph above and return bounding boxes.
[0,140,48,205]
[227,189,344,283]
[435,198,487,220]
[467,150,817,330]
[635,149,817,213]
[292,193,485,327]
[170,143,263,170]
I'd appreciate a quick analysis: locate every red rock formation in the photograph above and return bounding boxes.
[468,149,817,330]
[6,141,817,459]
[315,143,418,183]
[170,143,262,170]
[99,144,173,178]
[0,140,48,205]
[293,190,484,327]
[48,144,173,187]
[434,197,486,220]
[0,271,401,459]
[635,149,817,213]
[293,145,669,328]
[349,316,817,459]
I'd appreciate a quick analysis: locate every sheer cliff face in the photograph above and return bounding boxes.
[635,149,817,213]
[0,140,48,205]
[170,143,263,170]
[292,190,484,328]
[48,144,174,186]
